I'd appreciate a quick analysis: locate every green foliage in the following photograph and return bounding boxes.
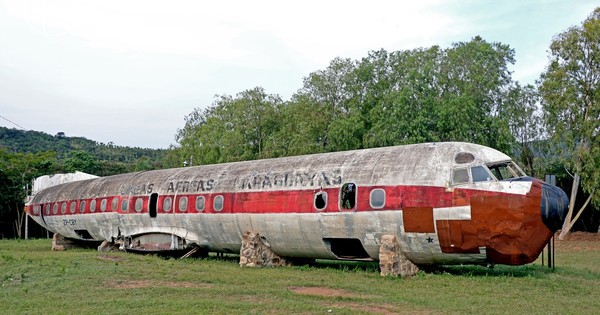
[174,37,527,162]
[63,150,99,174]
[0,149,58,238]
[0,127,168,238]
[539,7,600,206]
[502,83,545,176]
[174,87,284,165]
[0,126,167,175]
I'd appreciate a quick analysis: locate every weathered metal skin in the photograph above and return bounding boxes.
[24,142,568,266]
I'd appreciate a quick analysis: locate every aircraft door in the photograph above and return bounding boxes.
[149,193,158,218]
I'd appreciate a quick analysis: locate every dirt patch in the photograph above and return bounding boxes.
[329,302,398,315]
[559,231,600,241]
[105,279,212,289]
[327,302,432,315]
[556,232,600,252]
[288,286,364,298]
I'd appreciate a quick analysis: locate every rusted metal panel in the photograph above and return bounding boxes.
[403,207,435,233]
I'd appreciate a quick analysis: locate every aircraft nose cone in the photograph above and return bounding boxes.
[541,183,569,232]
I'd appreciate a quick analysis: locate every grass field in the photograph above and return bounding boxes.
[2,235,600,314]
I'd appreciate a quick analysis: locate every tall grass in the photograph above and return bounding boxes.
[2,238,600,314]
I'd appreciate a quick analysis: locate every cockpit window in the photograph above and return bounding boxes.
[487,161,526,180]
[471,166,493,182]
[453,165,495,185]
[452,168,470,184]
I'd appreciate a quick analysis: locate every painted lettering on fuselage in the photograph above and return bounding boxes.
[234,169,342,190]
[120,183,155,195]
[167,179,215,193]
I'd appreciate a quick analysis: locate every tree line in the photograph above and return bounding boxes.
[170,37,538,172]
[0,128,168,238]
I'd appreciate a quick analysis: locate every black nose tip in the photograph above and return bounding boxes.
[541,183,569,232]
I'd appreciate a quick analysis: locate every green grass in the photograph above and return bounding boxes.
[2,239,600,314]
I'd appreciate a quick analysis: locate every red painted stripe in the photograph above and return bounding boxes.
[29,185,525,217]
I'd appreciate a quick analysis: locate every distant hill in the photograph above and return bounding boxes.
[0,126,167,174]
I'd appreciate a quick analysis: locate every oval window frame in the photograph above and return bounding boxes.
[163,197,173,212]
[195,196,205,212]
[178,196,188,212]
[370,189,386,209]
[213,195,224,212]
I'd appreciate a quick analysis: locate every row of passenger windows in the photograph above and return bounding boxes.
[39,195,224,215]
[314,186,385,211]
[35,184,386,215]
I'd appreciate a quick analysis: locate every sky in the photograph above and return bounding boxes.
[0,0,597,149]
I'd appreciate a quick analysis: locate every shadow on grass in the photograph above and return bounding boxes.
[424,264,555,278]
[196,253,380,273]
[156,251,572,278]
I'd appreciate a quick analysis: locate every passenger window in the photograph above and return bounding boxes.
[370,189,385,209]
[100,199,107,212]
[195,196,205,212]
[111,198,118,211]
[61,202,67,214]
[80,201,86,213]
[340,183,357,210]
[179,197,188,212]
[90,199,96,212]
[452,168,470,184]
[70,202,76,214]
[135,198,143,212]
[471,166,493,182]
[214,195,224,212]
[121,199,129,211]
[314,192,327,211]
[163,197,172,212]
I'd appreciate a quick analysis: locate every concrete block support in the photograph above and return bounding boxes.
[97,240,120,252]
[240,230,289,267]
[379,234,419,277]
[52,233,79,251]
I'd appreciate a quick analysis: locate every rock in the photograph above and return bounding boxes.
[97,240,121,252]
[379,234,419,277]
[239,230,289,267]
[52,233,79,251]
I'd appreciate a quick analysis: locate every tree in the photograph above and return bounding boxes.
[436,36,515,152]
[294,57,361,151]
[174,87,283,165]
[364,38,517,151]
[502,83,544,176]
[539,7,600,235]
[174,38,527,169]
[264,94,329,157]
[365,47,443,147]
[63,150,99,174]
[0,149,57,238]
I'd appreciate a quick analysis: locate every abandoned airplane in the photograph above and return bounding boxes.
[24,142,568,272]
